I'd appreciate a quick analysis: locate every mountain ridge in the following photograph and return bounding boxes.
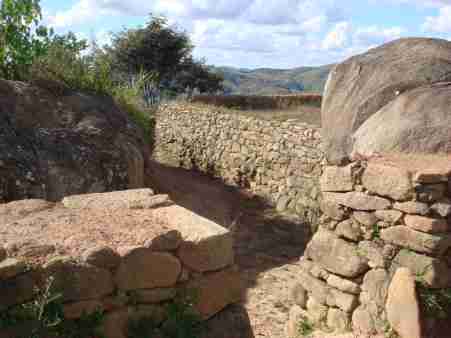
[211,64,333,95]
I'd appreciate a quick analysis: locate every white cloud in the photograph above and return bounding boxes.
[322,22,351,50]
[354,26,404,45]
[43,0,410,68]
[423,5,451,32]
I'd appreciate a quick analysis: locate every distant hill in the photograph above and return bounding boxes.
[211,65,333,95]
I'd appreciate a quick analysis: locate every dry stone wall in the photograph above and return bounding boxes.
[0,189,243,338]
[287,155,451,338]
[154,104,324,225]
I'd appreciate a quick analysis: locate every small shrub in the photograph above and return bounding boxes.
[112,76,156,145]
[297,315,314,337]
[371,223,381,239]
[0,276,105,338]
[128,289,203,338]
[383,321,400,338]
[417,282,451,319]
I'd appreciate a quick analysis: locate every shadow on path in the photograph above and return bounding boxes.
[148,161,312,337]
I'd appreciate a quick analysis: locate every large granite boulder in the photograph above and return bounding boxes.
[0,79,150,202]
[352,82,451,157]
[322,38,451,164]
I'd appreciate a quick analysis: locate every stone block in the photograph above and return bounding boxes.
[320,165,354,192]
[374,210,403,224]
[305,230,369,278]
[320,198,348,221]
[362,163,413,201]
[327,274,361,295]
[352,211,378,227]
[404,215,449,234]
[381,226,451,255]
[82,246,121,270]
[393,201,429,215]
[324,192,391,211]
[188,268,243,320]
[335,219,363,242]
[386,268,422,338]
[115,249,181,291]
[44,257,114,302]
[62,189,160,210]
[153,205,234,273]
[130,288,177,304]
[361,269,390,308]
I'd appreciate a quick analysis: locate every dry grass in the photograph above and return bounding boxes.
[192,93,322,110]
[175,102,322,125]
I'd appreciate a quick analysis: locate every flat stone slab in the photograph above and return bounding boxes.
[404,215,450,234]
[62,189,168,210]
[1,190,233,273]
[323,192,391,211]
[381,226,451,255]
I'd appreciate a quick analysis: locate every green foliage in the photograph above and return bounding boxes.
[128,290,203,338]
[0,0,51,79]
[173,58,224,95]
[417,281,451,319]
[112,71,156,144]
[31,32,116,95]
[297,315,314,337]
[383,321,400,338]
[0,277,105,338]
[371,223,381,239]
[107,14,223,94]
[108,15,192,84]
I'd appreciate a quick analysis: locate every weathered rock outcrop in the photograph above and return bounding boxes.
[0,80,150,202]
[322,38,451,164]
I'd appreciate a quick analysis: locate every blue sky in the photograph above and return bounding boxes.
[40,0,451,69]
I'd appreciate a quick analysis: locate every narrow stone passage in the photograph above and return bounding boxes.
[148,161,311,337]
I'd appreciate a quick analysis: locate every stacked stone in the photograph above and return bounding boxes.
[154,104,324,224]
[287,159,451,338]
[0,192,242,338]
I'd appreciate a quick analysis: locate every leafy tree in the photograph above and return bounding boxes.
[108,15,192,83]
[174,58,224,96]
[107,14,224,94]
[0,0,51,79]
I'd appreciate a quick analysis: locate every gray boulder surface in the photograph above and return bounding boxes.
[0,79,150,202]
[352,82,451,157]
[322,37,451,164]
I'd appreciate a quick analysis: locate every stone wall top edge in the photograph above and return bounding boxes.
[157,103,321,131]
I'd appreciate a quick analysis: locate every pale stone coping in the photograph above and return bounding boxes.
[367,153,451,179]
[62,188,157,210]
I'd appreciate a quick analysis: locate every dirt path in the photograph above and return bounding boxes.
[148,161,311,338]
